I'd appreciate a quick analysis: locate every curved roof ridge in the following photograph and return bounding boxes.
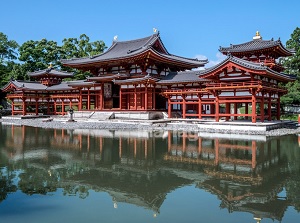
[88,41,118,59]
[115,34,157,45]
[64,34,158,61]
[28,68,74,77]
[168,52,208,63]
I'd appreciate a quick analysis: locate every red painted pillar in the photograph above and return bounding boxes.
[100,84,104,110]
[119,85,122,109]
[198,95,202,119]
[134,85,137,110]
[79,89,82,110]
[215,96,220,122]
[145,85,148,110]
[168,97,171,118]
[251,91,257,123]
[182,95,186,118]
[22,97,26,116]
[11,100,15,116]
[260,93,265,122]
[62,100,65,116]
[87,87,90,110]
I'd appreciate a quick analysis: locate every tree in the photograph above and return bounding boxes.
[17,34,107,80]
[61,34,106,80]
[281,27,300,105]
[0,32,19,87]
[0,32,18,63]
[61,34,106,59]
[18,39,61,72]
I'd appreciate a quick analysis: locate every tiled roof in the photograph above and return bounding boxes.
[113,74,159,85]
[61,33,207,67]
[2,80,74,91]
[219,39,292,56]
[158,70,210,85]
[28,68,74,78]
[11,80,47,90]
[87,73,128,81]
[66,80,95,87]
[199,56,296,81]
[47,82,74,90]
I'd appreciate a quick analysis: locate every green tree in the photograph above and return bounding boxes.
[61,34,106,80]
[18,39,61,73]
[61,34,106,59]
[281,27,300,105]
[0,32,19,87]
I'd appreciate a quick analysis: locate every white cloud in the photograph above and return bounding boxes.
[195,52,226,69]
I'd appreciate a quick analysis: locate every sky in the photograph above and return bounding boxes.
[1,0,299,67]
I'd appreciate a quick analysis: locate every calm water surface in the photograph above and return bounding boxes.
[0,123,299,223]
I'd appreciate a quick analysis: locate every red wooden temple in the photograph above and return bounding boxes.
[2,31,295,123]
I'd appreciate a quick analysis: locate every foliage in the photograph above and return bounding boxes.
[0,32,19,87]
[18,39,61,72]
[281,27,300,105]
[0,32,19,63]
[61,34,106,59]
[60,34,106,79]
[0,33,107,85]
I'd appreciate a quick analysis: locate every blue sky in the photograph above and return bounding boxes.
[1,0,299,67]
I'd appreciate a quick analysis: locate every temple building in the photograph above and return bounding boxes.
[1,31,295,122]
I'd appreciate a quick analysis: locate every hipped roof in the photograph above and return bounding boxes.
[61,33,207,69]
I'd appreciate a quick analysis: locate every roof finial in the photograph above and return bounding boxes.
[253,31,262,40]
[153,28,158,34]
[113,35,118,41]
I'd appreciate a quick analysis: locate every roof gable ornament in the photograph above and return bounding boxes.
[153,28,158,33]
[113,35,118,42]
[253,31,262,40]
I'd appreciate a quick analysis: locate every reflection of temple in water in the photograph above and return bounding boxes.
[0,124,294,220]
[164,130,288,221]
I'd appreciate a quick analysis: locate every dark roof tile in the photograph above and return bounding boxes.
[158,70,210,84]
[62,33,207,67]
[219,39,292,56]
[28,68,74,78]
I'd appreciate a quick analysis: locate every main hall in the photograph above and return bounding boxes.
[2,31,295,123]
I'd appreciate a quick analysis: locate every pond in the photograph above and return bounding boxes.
[0,123,299,223]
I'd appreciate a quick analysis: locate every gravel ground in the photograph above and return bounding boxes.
[1,117,300,137]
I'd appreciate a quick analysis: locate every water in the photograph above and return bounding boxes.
[0,123,299,223]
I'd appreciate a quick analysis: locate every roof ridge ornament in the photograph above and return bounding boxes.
[113,35,118,42]
[153,28,158,34]
[253,31,262,40]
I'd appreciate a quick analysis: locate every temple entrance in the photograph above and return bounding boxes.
[112,84,120,108]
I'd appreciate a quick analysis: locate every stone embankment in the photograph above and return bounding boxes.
[1,117,300,137]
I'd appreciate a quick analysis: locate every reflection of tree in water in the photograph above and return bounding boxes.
[280,135,300,212]
[18,168,58,195]
[17,162,92,199]
[286,175,300,212]
[0,167,17,202]
[63,184,89,199]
